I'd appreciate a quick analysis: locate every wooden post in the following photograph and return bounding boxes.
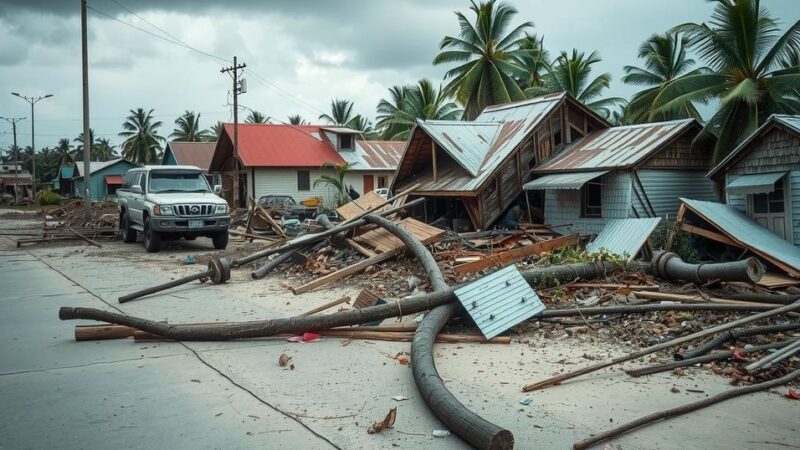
[431,140,437,183]
[665,203,686,250]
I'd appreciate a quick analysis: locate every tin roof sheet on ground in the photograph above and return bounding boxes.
[534,119,696,173]
[726,172,787,195]
[523,170,609,190]
[680,198,800,273]
[586,218,661,261]
[708,114,800,177]
[454,265,545,339]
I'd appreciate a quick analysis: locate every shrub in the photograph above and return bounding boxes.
[37,189,63,205]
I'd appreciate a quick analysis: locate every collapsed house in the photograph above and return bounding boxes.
[208,123,404,208]
[524,118,717,235]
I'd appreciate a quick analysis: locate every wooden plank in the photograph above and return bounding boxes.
[678,223,739,247]
[336,191,387,220]
[665,203,686,251]
[291,250,398,295]
[355,218,444,253]
[337,183,420,224]
[254,200,287,238]
[631,290,780,307]
[453,233,580,275]
[757,272,800,288]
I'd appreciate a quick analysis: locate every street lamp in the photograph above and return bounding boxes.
[11,92,53,196]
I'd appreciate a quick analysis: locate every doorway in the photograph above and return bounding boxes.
[362,174,374,194]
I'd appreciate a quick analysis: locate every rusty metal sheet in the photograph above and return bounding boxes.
[340,140,405,171]
[454,265,545,339]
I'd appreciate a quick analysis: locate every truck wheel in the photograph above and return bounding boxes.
[120,212,136,243]
[143,217,161,253]
[212,231,229,250]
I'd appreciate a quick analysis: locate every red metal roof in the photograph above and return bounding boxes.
[105,175,123,184]
[165,142,216,170]
[222,123,345,168]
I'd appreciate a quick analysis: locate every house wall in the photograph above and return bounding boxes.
[73,161,138,201]
[252,167,340,208]
[343,171,395,197]
[543,171,632,236]
[725,170,800,246]
[635,170,717,218]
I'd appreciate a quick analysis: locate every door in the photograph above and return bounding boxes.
[749,177,788,239]
[363,175,374,194]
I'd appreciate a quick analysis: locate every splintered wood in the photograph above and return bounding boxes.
[354,218,445,253]
[336,192,388,220]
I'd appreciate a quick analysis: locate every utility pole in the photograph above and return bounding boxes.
[0,116,27,202]
[12,92,54,197]
[220,56,246,208]
[80,0,92,220]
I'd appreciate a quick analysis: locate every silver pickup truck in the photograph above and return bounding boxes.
[117,166,231,252]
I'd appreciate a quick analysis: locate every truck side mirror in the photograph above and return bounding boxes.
[131,185,143,194]
[213,185,222,195]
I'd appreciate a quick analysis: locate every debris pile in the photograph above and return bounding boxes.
[9,200,119,248]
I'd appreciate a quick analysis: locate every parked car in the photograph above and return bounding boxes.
[117,166,231,252]
[257,194,319,221]
[374,188,390,199]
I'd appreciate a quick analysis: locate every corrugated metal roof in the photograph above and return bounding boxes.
[417,120,500,176]
[534,119,697,173]
[73,159,132,178]
[320,126,361,134]
[164,141,216,171]
[708,114,800,178]
[523,170,608,190]
[340,140,405,171]
[681,198,800,272]
[726,172,787,195]
[454,265,545,339]
[585,218,662,261]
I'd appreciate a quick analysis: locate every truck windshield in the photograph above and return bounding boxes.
[148,172,210,193]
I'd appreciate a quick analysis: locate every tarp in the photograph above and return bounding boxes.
[523,170,609,190]
[586,218,661,261]
[105,175,123,185]
[726,172,786,195]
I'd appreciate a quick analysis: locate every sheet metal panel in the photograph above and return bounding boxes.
[586,218,661,261]
[417,121,500,176]
[535,119,696,172]
[681,198,800,271]
[339,140,405,171]
[725,172,786,195]
[454,265,545,339]
[523,170,608,190]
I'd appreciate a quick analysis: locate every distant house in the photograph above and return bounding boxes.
[707,114,800,245]
[208,123,404,208]
[524,119,717,236]
[162,141,220,187]
[72,159,138,201]
[0,163,33,199]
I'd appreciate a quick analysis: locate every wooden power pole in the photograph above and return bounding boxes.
[0,117,26,202]
[220,56,246,208]
[80,0,92,220]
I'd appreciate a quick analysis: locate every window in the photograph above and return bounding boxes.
[297,170,310,191]
[569,126,584,143]
[107,184,119,195]
[377,176,388,189]
[339,134,354,150]
[581,180,602,218]
[553,129,562,147]
[753,180,785,214]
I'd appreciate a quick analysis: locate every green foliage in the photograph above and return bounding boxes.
[170,111,211,142]
[119,108,164,165]
[37,189,62,205]
[245,110,269,124]
[287,114,307,125]
[376,79,461,140]
[650,221,699,263]
[539,245,631,269]
[313,162,353,206]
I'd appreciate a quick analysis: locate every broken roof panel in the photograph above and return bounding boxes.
[586,218,661,261]
[454,265,545,339]
[726,172,787,195]
[523,170,609,190]
[340,141,405,171]
[417,120,500,176]
[680,198,800,275]
[534,119,697,173]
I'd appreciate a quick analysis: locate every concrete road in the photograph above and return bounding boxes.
[1,217,797,449]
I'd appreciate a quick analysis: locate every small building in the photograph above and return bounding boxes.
[524,119,717,236]
[707,114,800,245]
[208,123,404,208]
[391,92,609,230]
[72,159,138,201]
[161,141,220,187]
[0,163,33,199]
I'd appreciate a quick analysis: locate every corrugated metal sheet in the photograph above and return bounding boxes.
[164,142,216,171]
[726,172,786,195]
[417,121,500,176]
[73,159,133,178]
[636,170,717,217]
[543,171,632,236]
[523,170,608,190]
[320,126,361,134]
[681,198,800,272]
[342,141,407,171]
[585,218,661,260]
[790,171,800,246]
[708,114,800,178]
[535,119,696,172]
[454,265,545,339]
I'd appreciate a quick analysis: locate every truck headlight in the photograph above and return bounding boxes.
[215,204,228,215]
[154,205,174,216]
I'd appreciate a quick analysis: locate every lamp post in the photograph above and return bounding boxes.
[11,92,53,197]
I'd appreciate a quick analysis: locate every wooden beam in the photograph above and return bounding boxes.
[291,250,399,295]
[631,290,780,307]
[665,203,686,250]
[338,183,421,226]
[431,140,438,183]
[678,223,739,247]
[453,233,580,275]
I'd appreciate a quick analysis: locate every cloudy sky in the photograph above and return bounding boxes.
[0,0,797,151]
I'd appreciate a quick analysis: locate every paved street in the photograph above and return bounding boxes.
[1,217,798,449]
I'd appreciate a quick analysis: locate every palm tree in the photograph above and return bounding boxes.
[245,110,268,124]
[170,110,211,142]
[119,108,164,165]
[208,121,224,141]
[287,114,307,125]
[93,138,117,162]
[37,147,58,182]
[376,79,462,140]
[515,33,549,90]
[623,33,708,123]
[74,129,94,155]
[654,0,800,163]
[433,0,533,119]
[319,99,355,126]
[54,138,74,165]
[313,162,353,206]
[526,49,625,118]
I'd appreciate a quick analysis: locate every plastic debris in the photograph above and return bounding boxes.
[786,389,800,400]
[391,396,410,401]
[432,430,450,438]
[184,255,195,265]
[519,398,533,406]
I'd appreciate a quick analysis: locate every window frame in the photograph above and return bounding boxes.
[339,134,354,151]
[751,179,785,214]
[297,170,311,191]
[581,179,603,218]
[377,176,387,189]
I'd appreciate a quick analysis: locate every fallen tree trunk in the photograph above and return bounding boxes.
[573,368,800,450]
[361,214,514,450]
[133,329,511,344]
[674,322,800,360]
